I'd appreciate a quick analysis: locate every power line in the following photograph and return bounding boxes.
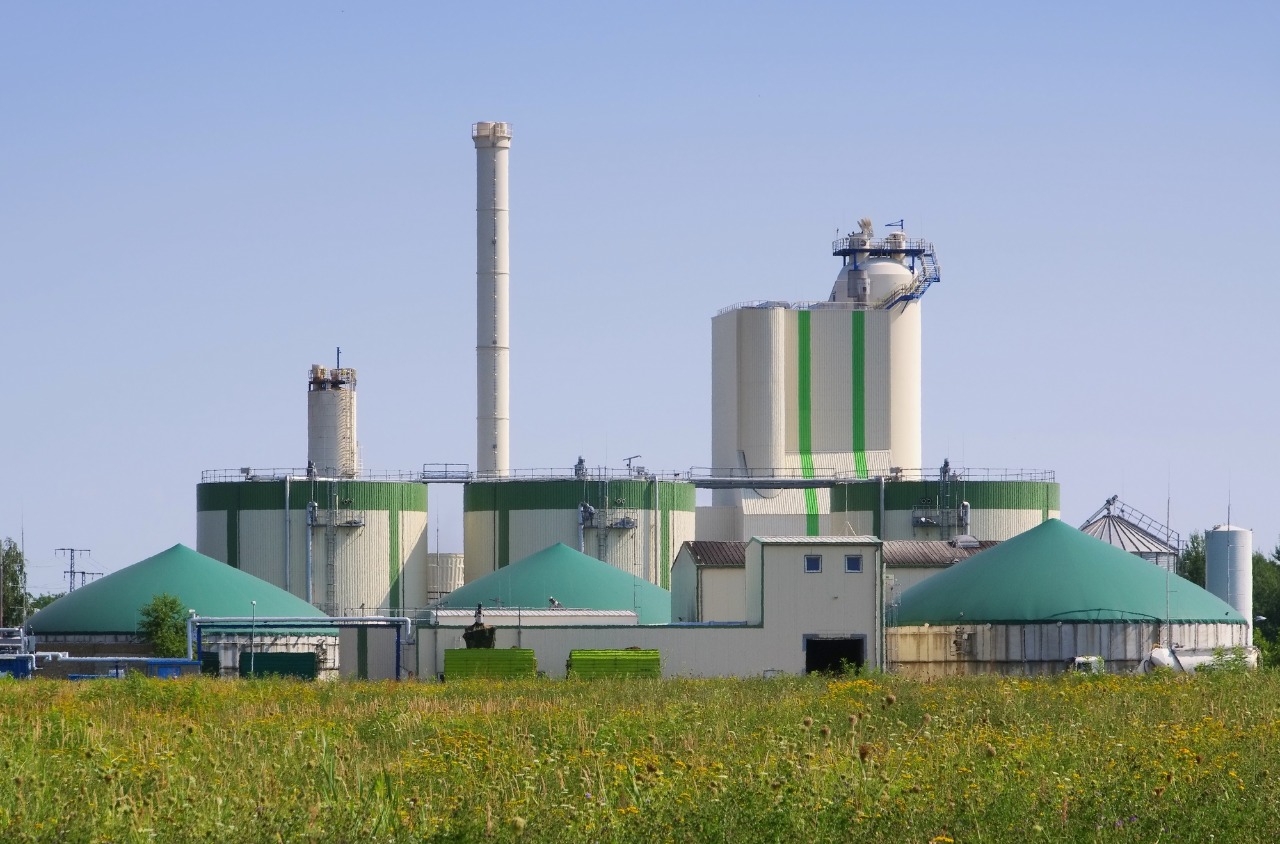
[55,548,91,593]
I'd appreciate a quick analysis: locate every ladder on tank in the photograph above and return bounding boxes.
[325,485,339,615]
[878,247,942,310]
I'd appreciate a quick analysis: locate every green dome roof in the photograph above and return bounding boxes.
[437,543,672,624]
[894,519,1244,626]
[28,544,327,634]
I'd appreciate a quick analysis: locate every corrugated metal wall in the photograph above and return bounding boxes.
[889,622,1251,678]
[195,480,429,614]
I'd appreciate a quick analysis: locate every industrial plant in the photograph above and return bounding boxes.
[16,120,1258,681]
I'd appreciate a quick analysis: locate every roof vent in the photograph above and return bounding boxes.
[949,534,980,549]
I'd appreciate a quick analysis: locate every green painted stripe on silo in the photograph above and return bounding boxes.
[797,311,819,536]
[851,310,869,479]
[197,481,427,512]
[660,505,670,590]
[498,508,510,569]
[226,508,239,569]
[462,480,695,512]
[875,480,1060,511]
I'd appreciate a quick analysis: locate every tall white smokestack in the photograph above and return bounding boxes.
[473,121,512,477]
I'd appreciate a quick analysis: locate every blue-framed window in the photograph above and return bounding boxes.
[845,554,863,573]
[804,554,822,573]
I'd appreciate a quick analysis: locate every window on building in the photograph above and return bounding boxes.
[845,554,863,573]
[804,555,822,573]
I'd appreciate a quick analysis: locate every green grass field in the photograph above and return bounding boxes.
[0,671,1276,842]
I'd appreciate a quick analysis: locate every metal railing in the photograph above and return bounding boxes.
[203,465,1055,485]
[716,299,870,316]
[691,467,1055,483]
[202,468,428,483]
[831,235,933,254]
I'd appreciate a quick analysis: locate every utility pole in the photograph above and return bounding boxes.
[56,548,91,593]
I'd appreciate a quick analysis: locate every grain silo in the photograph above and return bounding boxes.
[1205,524,1253,639]
[1079,495,1181,572]
[463,467,696,588]
[699,219,942,540]
[197,364,431,616]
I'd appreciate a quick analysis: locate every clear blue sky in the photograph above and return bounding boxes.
[3,2,1277,594]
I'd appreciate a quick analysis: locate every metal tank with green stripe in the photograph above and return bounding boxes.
[830,471,1060,541]
[463,473,696,589]
[196,471,430,615]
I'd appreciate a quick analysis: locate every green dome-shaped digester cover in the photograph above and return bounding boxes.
[894,519,1244,626]
[28,544,327,634]
[438,543,671,624]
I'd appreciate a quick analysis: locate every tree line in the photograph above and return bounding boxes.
[0,538,64,626]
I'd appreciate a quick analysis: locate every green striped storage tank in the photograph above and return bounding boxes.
[567,649,661,679]
[196,476,429,615]
[443,648,537,679]
[830,477,1060,541]
[463,477,696,588]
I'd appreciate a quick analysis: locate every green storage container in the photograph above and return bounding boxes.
[239,651,318,680]
[567,649,661,679]
[443,648,537,679]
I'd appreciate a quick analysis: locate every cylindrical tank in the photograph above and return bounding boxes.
[1206,524,1252,634]
[196,478,429,615]
[307,365,358,478]
[473,121,512,478]
[831,478,1060,540]
[864,257,913,303]
[425,553,465,604]
[463,478,696,588]
[860,258,922,472]
[737,306,786,498]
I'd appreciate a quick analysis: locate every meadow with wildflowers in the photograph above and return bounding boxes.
[0,670,1276,842]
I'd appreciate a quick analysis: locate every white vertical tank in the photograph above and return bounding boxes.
[1206,524,1252,637]
[737,306,786,497]
[473,121,512,478]
[425,552,465,604]
[307,365,358,478]
[863,257,922,472]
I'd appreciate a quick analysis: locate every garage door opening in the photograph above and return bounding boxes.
[804,636,865,674]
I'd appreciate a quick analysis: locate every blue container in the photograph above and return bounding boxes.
[0,656,33,679]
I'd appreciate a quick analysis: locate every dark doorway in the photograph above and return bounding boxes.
[804,636,865,674]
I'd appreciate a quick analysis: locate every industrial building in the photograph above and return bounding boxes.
[670,536,996,625]
[417,536,885,679]
[670,541,748,623]
[156,120,1233,682]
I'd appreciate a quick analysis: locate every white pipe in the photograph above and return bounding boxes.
[473,121,512,477]
[49,655,194,663]
[305,501,317,603]
[190,615,413,643]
